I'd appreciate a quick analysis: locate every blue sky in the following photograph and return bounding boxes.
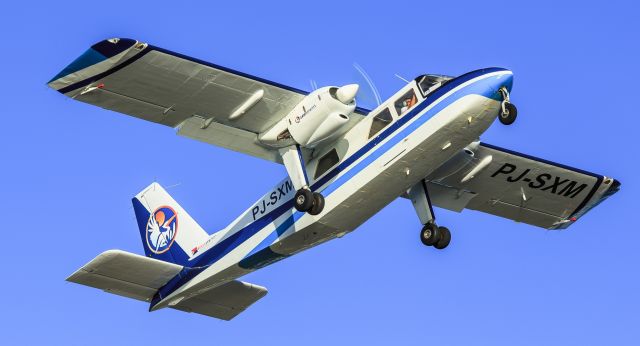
[2,1,639,345]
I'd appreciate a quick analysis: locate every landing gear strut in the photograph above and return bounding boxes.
[498,87,517,125]
[280,145,325,215]
[409,180,451,250]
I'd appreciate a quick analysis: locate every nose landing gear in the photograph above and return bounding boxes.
[498,87,517,125]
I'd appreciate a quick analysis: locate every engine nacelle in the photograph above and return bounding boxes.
[259,84,358,148]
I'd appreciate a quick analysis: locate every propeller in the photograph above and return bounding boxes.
[352,62,382,109]
[308,62,389,111]
[309,79,319,91]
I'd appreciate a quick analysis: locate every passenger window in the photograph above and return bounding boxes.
[394,89,418,116]
[315,149,340,179]
[368,108,393,139]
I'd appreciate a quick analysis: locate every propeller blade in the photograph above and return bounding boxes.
[353,62,382,107]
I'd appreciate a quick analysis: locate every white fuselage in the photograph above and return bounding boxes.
[152,69,513,309]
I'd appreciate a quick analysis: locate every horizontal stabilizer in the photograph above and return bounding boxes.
[170,280,268,321]
[67,250,183,302]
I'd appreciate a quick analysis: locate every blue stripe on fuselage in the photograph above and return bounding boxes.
[150,68,511,308]
[319,72,507,197]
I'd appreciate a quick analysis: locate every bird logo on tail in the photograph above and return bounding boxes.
[145,206,179,254]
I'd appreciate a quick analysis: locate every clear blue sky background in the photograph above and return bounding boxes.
[1,1,638,345]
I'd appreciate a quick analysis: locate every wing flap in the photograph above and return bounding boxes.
[177,116,280,162]
[427,181,477,212]
[171,280,268,320]
[67,249,183,302]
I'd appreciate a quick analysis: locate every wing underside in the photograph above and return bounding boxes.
[425,142,620,229]
[48,38,368,163]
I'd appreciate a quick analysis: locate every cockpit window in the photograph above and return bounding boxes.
[368,108,393,139]
[394,89,418,117]
[417,74,452,97]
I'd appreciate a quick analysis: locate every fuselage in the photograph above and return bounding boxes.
[151,67,514,310]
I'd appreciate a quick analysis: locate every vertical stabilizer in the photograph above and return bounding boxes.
[132,183,208,266]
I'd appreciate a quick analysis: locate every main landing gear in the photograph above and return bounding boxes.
[294,188,325,215]
[280,145,325,216]
[498,86,517,125]
[420,222,451,249]
[408,180,451,250]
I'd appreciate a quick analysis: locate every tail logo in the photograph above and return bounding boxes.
[146,206,179,254]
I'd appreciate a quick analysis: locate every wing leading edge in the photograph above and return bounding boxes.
[424,142,620,229]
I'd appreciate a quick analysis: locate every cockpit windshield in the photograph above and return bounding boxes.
[416,74,453,97]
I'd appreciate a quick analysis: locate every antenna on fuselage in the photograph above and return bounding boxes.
[165,182,182,190]
[394,73,410,84]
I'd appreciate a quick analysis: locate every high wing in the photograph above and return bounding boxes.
[47,38,368,163]
[68,250,267,320]
[424,142,620,229]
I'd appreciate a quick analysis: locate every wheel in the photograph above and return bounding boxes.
[434,226,451,249]
[308,192,325,215]
[294,189,314,212]
[420,223,440,246]
[499,103,517,125]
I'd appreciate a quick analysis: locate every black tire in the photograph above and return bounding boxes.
[434,226,451,249]
[420,223,440,246]
[499,103,517,125]
[294,189,314,212]
[308,192,325,215]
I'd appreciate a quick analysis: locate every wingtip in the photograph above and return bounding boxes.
[47,37,142,92]
[90,38,138,58]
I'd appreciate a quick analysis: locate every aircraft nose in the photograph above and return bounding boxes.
[496,69,514,93]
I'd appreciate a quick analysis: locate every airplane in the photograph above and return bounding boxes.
[48,38,620,320]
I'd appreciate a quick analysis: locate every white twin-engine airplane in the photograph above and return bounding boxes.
[50,38,619,320]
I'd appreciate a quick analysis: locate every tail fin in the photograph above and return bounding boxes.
[132,183,209,266]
